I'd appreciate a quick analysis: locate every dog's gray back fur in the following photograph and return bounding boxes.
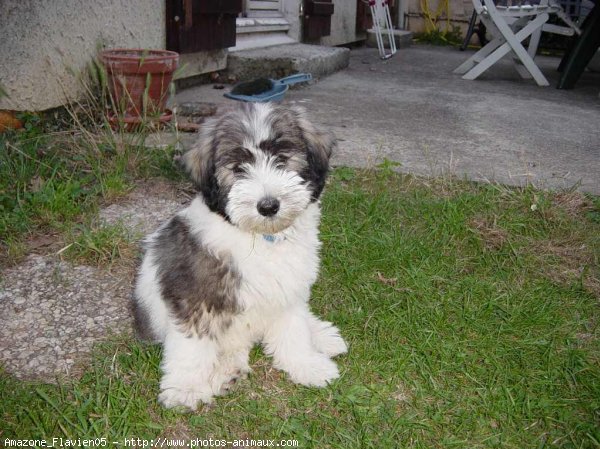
[154,216,240,338]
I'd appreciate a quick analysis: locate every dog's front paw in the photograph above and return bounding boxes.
[316,330,348,358]
[211,367,251,396]
[286,353,340,387]
[310,321,348,358]
[158,384,213,411]
[210,352,252,396]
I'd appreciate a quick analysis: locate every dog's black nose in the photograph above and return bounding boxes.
[257,197,280,217]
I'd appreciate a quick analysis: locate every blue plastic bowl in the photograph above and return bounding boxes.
[224,73,312,102]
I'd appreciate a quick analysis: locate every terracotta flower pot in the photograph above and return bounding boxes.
[100,49,179,127]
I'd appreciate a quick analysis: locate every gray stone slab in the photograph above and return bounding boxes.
[227,43,350,81]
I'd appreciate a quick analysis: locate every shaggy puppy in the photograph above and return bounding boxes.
[133,102,347,410]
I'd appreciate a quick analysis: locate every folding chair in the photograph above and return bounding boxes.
[454,0,581,86]
[369,0,397,59]
[460,10,488,50]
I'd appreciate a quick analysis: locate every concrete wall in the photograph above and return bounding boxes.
[0,0,166,111]
[283,0,363,46]
[320,0,361,46]
[282,0,303,42]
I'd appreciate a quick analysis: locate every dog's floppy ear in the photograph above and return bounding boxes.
[181,123,214,186]
[292,106,336,200]
[180,120,220,210]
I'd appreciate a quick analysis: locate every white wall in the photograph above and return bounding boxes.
[0,0,165,111]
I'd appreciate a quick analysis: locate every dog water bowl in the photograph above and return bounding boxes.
[224,73,313,102]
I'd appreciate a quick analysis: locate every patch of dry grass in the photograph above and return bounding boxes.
[552,190,596,218]
[529,238,600,297]
[469,215,510,250]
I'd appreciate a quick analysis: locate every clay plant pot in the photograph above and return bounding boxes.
[99,49,179,128]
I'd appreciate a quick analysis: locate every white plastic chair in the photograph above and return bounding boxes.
[454,0,581,86]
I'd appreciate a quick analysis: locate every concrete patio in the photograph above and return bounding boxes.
[175,44,600,194]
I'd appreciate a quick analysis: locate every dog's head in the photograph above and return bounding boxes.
[181,103,335,234]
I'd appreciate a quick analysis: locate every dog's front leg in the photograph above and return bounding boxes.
[263,306,340,387]
[209,330,253,396]
[158,329,217,410]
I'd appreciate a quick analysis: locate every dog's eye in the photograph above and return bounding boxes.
[225,147,254,174]
[231,147,254,162]
[274,153,290,165]
[232,163,246,174]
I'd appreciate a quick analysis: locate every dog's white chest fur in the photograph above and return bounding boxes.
[185,197,321,312]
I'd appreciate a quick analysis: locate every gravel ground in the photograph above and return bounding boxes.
[0,255,133,380]
[0,180,190,382]
[99,179,187,235]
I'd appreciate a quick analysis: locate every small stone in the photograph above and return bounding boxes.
[177,102,218,117]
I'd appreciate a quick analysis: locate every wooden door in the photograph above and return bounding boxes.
[356,0,370,34]
[166,0,243,53]
[303,0,334,41]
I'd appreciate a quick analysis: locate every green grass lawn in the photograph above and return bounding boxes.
[1,121,599,448]
[0,114,183,267]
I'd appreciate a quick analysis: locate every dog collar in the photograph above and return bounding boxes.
[262,234,286,244]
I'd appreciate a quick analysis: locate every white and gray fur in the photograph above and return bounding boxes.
[133,102,346,410]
